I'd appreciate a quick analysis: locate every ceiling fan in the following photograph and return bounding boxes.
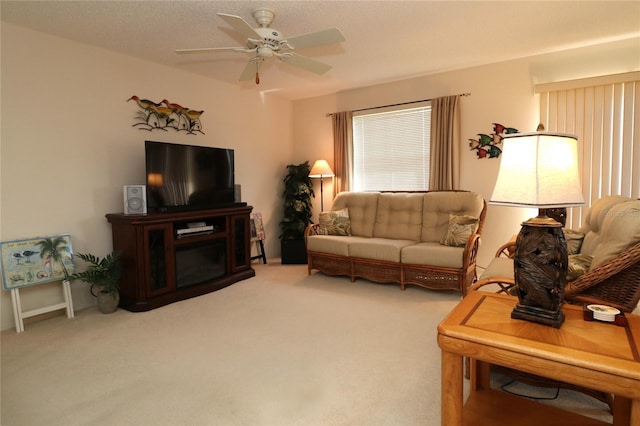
[176,7,346,84]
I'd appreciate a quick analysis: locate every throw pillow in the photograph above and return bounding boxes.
[563,228,585,255]
[318,209,352,236]
[566,254,593,281]
[440,213,479,247]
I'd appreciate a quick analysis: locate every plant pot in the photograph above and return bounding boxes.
[96,292,119,314]
[281,239,308,264]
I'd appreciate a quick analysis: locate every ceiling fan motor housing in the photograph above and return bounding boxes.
[251,7,276,27]
[253,27,285,54]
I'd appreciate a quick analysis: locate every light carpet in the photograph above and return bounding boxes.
[1,262,611,425]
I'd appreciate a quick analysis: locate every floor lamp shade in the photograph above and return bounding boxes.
[309,160,335,212]
[490,131,585,328]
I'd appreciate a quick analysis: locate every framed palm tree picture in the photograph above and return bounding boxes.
[1,234,75,290]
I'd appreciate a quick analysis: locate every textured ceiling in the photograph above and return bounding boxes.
[2,1,639,100]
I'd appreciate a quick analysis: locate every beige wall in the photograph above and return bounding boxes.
[2,21,638,331]
[293,38,640,270]
[1,23,293,330]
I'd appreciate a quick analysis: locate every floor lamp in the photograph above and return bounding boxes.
[309,160,335,212]
[490,130,584,328]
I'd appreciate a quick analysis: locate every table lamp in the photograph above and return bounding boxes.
[309,159,335,212]
[490,130,584,328]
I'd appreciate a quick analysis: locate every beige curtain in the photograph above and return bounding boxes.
[332,111,353,196]
[429,95,460,190]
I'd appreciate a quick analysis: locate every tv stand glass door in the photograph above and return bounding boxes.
[145,224,173,296]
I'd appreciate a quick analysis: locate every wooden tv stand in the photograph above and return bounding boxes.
[106,206,255,312]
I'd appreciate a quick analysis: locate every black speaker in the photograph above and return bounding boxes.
[123,185,147,215]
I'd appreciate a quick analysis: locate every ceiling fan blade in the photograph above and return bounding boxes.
[218,13,262,40]
[285,28,345,50]
[175,47,248,54]
[239,58,260,81]
[280,53,332,75]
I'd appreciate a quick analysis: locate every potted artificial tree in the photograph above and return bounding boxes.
[280,161,315,264]
[69,250,123,314]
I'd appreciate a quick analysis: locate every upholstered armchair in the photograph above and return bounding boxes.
[471,195,640,313]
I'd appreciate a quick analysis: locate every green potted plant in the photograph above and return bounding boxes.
[69,250,123,314]
[280,161,315,264]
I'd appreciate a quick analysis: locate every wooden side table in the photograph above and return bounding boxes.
[437,291,640,425]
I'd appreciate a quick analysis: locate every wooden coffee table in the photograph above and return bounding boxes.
[437,291,640,426]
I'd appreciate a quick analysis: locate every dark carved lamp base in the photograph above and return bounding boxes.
[513,214,568,328]
[511,303,565,328]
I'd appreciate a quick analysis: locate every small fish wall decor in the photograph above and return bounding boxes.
[128,96,204,135]
[468,123,518,158]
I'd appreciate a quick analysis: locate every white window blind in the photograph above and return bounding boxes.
[537,72,640,228]
[352,105,431,191]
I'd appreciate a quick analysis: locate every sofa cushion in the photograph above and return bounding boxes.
[349,238,417,263]
[332,192,380,237]
[440,213,479,247]
[564,228,585,255]
[306,235,352,256]
[373,193,423,241]
[579,195,632,256]
[318,208,351,236]
[421,192,485,243]
[589,200,640,269]
[478,257,514,281]
[401,242,465,268]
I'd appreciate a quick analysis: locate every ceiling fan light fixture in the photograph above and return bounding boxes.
[257,46,273,57]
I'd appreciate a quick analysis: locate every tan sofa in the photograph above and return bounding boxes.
[305,191,487,295]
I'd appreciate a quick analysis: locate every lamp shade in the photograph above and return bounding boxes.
[490,132,585,208]
[309,160,335,178]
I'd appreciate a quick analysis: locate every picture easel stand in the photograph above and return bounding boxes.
[10,280,74,333]
[250,240,267,264]
[249,212,267,264]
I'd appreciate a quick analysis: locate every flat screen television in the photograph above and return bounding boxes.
[145,140,239,212]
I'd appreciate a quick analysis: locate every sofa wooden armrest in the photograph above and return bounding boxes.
[304,223,320,242]
[462,233,482,287]
[469,276,515,294]
[494,240,516,259]
[469,238,516,294]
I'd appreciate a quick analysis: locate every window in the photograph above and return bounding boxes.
[536,72,639,228]
[352,104,431,191]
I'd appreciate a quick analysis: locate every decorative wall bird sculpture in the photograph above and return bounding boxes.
[128,96,204,134]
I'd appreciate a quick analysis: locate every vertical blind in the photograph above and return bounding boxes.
[352,106,431,191]
[537,72,640,228]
